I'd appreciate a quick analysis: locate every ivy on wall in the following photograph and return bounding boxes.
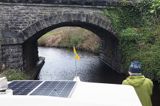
[103,0,160,81]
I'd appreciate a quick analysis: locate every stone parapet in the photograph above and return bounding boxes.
[0,0,134,6]
[0,5,103,37]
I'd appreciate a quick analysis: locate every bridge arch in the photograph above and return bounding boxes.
[2,12,120,74]
[19,12,117,42]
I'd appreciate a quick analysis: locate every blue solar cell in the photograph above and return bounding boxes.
[8,81,42,95]
[31,81,76,97]
[59,81,76,97]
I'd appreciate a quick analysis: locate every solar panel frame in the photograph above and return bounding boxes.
[30,81,76,97]
[8,81,42,95]
[8,80,76,97]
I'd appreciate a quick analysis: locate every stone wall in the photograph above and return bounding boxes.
[0,34,2,70]
[1,44,23,69]
[0,3,102,35]
[0,0,133,6]
[23,40,39,71]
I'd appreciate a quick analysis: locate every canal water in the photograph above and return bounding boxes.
[38,47,159,106]
[38,47,125,83]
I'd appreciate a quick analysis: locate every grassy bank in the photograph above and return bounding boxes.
[38,27,101,54]
[103,1,160,81]
[0,69,30,81]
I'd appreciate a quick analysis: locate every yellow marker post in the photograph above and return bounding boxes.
[73,47,80,61]
[73,47,80,77]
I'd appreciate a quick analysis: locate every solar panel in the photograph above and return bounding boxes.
[31,81,76,97]
[8,81,42,95]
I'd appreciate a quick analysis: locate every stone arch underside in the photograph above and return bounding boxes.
[1,12,121,74]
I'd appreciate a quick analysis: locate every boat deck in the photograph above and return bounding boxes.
[1,78,142,106]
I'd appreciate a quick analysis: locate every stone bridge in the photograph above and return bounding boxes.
[0,0,134,75]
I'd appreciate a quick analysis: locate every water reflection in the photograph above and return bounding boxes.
[38,47,124,83]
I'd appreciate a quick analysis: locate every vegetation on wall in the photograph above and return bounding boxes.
[103,0,160,81]
[0,69,30,81]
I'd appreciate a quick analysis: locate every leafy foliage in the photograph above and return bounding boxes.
[103,0,160,81]
[150,0,160,14]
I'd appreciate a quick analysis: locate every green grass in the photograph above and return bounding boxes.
[38,27,101,53]
[59,33,85,47]
[0,69,30,81]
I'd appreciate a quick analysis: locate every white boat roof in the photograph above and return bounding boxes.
[71,81,142,106]
[0,78,142,106]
